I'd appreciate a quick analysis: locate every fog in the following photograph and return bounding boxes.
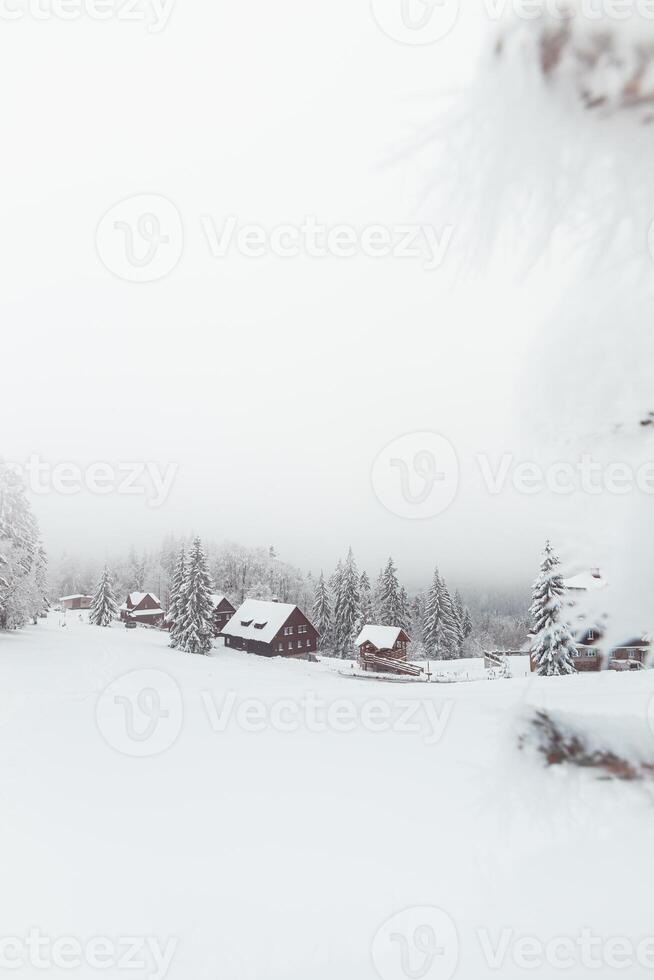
[1,1,565,591]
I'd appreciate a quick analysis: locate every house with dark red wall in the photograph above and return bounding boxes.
[211,594,236,637]
[120,592,164,626]
[220,599,318,657]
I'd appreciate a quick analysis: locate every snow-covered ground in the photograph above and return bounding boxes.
[2,615,654,979]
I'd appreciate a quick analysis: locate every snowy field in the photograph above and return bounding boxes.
[2,615,654,979]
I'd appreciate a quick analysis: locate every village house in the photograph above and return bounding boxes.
[528,570,650,672]
[220,598,319,658]
[356,625,422,676]
[59,594,93,611]
[211,594,236,637]
[120,591,165,627]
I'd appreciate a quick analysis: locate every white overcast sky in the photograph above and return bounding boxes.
[0,1,568,590]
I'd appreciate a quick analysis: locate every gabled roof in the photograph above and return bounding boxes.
[355,625,408,650]
[128,591,160,606]
[563,571,606,591]
[210,593,232,609]
[221,599,297,644]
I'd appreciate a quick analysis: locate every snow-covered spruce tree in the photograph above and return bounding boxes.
[333,548,360,659]
[89,566,118,627]
[312,571,333,652]
[0,460,45,629]
[357,570,373,631]
[410,593,426,657]
[462,607,473,641]
[175,537,215,656]
[423,569,460,660]
[398,586,411,632]
[167,546,187,649]
[372,569,384,622]
[378,557,404,626]
[445,585,464,658]
[530,542,577,677]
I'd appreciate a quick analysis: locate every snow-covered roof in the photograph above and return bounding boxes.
[210,593,229,609]
[59,594,92,601]
[127,607,164,618]
[563,572,607,592]
[221,599,297,644]
[128,591,160,606]
[355,625,407,650]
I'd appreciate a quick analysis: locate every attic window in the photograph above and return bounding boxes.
[254,621,268,630]
[240,619,253,627]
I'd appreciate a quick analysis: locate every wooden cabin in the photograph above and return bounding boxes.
[120,591,164,626]
[59,594,93,611]
[356,625,416,675]
[211,594,236,637]
[220,599,319,658]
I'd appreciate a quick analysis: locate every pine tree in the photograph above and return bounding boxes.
[89,565,118,627]
[372,569,384,622]
[398,586,411,631]
[409,593,426,657]
[462,607,473,640]
[0,460,45,629]
[530,541,577,677]
[176,537,215,656]
[446,585,464,657]
[167,546,187,649]
[312,571,333,652]
[333,548,360,659]
[423,568,460,660]
[378,557,403,625]
[358,571,373,631]
[329,560,343,601]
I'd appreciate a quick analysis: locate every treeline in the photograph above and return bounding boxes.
[0,460,48,629]
[51,535,528,658]
[50,537,313,613]
[313,549,473,661]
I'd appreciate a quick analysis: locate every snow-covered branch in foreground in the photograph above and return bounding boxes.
[520,707,654,781]
[496,1,654,120]
[415,4,654,658]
